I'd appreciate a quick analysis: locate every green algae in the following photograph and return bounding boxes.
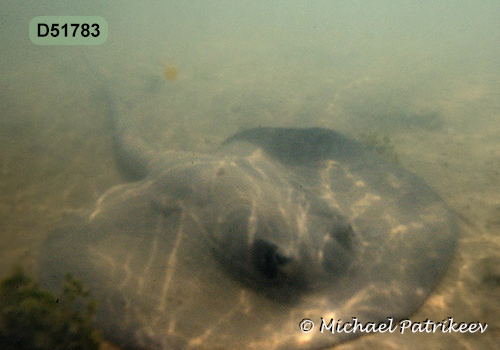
[0,268,102,350]
[359,132,399,164]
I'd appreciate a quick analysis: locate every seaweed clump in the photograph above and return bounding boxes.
[359,132,399,164]
[0,268,102,350]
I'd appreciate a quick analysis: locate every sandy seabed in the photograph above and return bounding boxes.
[1,51,499,350]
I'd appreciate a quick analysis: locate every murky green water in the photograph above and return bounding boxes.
[1,1,499,349]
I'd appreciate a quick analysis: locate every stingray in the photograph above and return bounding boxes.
[39,88,457,350]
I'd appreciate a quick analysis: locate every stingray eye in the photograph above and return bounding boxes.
[332,221,354,251]
[251,239,290,280]
[322,222,356,275]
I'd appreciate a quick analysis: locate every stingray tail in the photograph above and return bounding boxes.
[106,93,155,181]
[83,57,155,181]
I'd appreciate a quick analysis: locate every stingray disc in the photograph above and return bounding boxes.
[40,126,457,350]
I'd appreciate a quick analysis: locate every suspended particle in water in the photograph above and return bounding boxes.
[164,64,178,81]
